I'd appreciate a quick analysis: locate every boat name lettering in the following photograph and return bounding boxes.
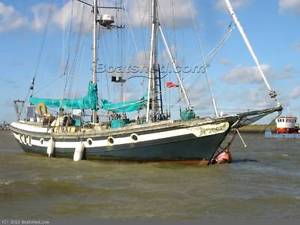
[197,123,228,136]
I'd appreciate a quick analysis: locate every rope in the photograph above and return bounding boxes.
[67,3,86,96]
[31,0,54,91]
[263,109,283,132]
[21,0,54,116]
[205,22,235,68]
[62,0,75,99]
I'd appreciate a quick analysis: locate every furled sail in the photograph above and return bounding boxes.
[29,82,99,110]
[101,97,147,113]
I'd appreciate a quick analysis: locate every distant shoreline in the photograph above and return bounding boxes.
[238,124,275,133]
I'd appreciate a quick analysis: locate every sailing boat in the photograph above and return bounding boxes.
[10,0,282,163]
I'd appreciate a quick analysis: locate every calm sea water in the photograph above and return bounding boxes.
[1,130,300,221]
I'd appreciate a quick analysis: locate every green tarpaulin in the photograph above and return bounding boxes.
[30,82,99,110]
[30,81,146,113]
[101,97,147,113]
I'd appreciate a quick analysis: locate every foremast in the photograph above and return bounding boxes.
[146,0,160,123]
[92,0,99,123]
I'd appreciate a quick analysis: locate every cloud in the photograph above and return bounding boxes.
[279,0,300,15]
[294,41,300,52]
[216,0,250,11]
[247,86,275,108]
[218,84,277,115]
[223,64,296,85]
[219,58,232,66]
[52,0,93,33]
[126,0,197,27]
[0,76,19,88]
[31,3,56,31]
[0,1,28,32]
[188,83,212,108]
[279,64,296,79]
[28,0,197,32]
[290,86,300,99]
[133,50,149,67]
[1,0,198,33]
[222,64,272,84]
[29,0,94,32]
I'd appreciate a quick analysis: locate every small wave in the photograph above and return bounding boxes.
[0,180,13,186]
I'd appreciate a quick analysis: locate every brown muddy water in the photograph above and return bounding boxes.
[0,130,300,221]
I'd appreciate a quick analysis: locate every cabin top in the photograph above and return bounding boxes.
[276,116,297,126]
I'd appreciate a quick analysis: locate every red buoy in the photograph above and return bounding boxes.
[215,149,232,164]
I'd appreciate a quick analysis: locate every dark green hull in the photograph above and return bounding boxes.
[11,105,283,162]
[17,132,227,162]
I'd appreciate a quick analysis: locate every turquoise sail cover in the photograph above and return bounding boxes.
[101,97,147,113]
[30,81,146,113]
[30,82,99,110]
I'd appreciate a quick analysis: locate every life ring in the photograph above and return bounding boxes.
[36,102,48,116]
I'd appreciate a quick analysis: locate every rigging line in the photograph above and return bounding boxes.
[118,0,125,102]
[98,26,107,99]
[20,0,54,117]
[34,75,66,95]
[133,0,148,52]
[126,73,168,81]
[62,0,75,99]
[123,10,139,60]
[205,22,234,67]
[188,2,219,117]
[171,0,177,59]
[77,0,123,9]
[29,0,55,96]
[157,2,191,107]
[159,25,192,109]
[99,30,112,101]
[166,0,176,111]
[67,4,86,96]
[171,23,234,87]
[176,22,235,87]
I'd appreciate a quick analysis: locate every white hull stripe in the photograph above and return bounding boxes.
[13,122,230,149]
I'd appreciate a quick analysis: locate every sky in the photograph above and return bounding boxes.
[0,0,300,123]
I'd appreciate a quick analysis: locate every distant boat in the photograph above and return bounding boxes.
[10,0,282,163]
[265,116,300,139]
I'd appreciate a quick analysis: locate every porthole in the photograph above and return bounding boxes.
[130,133,138,142]
[40,138,44,145]
[107,137,114,145]
[87,138,93,146]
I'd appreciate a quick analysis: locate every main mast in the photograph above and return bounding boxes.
[146,0,160,122]
[92,0,98,123]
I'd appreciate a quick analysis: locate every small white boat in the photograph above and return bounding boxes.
[265,116,300,139]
